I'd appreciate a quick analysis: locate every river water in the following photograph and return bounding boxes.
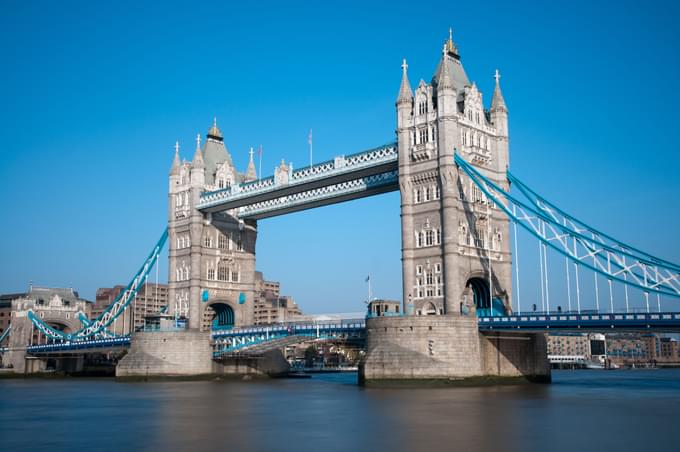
[0,370,678,452]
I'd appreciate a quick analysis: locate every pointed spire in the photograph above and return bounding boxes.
[446,27,459,58]
[397,58,413,104]
[192,133,205,168]
[436,43,455,92]
[207,117,223,141]
[491,69,507,112]
[170,141,181,175]
[245,146,257,181]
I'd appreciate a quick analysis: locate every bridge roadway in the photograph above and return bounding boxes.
[17,312,680,356]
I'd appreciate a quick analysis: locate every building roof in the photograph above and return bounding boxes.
[431,33,470,100]
[202,119,234,185]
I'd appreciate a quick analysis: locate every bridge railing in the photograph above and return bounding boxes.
[212,318,366,339]
[238,170,398,218]
[478,311,680,330]
[26,336,131,353]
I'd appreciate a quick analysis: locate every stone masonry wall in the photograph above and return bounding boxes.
[116,331,213,377]
[480,331,551,382]
[362,316,483,380]
[362,316,551,383]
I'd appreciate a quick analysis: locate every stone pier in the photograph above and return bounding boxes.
[116,330,289,379]
[360,316,550,384]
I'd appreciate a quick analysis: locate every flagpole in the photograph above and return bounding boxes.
[258,144,262,180]
[368,275,372,303]
[309,128,313,169]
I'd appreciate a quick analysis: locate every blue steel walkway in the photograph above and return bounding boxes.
[15,312,680,356]
[478,311,680,332]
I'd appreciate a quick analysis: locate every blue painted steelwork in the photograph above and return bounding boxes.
[210,303,235,329]
[507,171,680,272]
[211,319,366,355]
[237,170,399,220]
[454,153,680,298]
[28,229,168,341]
[0,324,11,347]
[26,336,131,354]
[478,311,680,332]
[78,312,119,338]
[197,144,399,218]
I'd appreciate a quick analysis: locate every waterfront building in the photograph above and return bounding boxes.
[547,333,591,361]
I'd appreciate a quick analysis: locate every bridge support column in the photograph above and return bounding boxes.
[360,316,550,384]
[6,312,32,373]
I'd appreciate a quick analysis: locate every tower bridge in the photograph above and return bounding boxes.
[3,30,679,382]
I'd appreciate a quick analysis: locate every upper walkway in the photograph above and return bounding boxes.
[196,143,398,219]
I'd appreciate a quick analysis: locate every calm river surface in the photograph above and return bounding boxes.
[1,370,678,452]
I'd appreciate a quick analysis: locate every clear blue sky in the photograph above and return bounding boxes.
[1,0,678,313]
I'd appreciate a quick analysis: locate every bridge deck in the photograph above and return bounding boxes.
[478,312,680,332]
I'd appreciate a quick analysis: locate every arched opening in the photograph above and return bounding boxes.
[46,321,71,333]
[206,303,235,330]
[466,277,506,316]
[422,302,437,316]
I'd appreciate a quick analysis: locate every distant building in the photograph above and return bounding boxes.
[659,337,679,362]
[0,286,92,348]
[93,283,168,333]
[251,272,302,325]
[547,333,591,361]
[604,333,679,366]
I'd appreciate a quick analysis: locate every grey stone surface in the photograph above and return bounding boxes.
[116,331,213,377]
[361,316,550,382]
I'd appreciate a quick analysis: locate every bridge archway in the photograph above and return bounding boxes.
[204,302,235,330]
[43,319,78,334]
[466,277,490,311]
[422,302,437,315]
[466,277,507,316]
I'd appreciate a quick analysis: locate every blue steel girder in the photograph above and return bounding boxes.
[478,311,680,332]
[238,170,398,220]
[28,229,168,341]
[196,143,398,216]
[454,153,680,298]
[25,336,131,354]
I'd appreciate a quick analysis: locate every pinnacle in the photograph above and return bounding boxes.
[397,58,413,104]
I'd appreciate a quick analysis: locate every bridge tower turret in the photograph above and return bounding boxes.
[168,120,257,331]
[396,58,415,314]
[396,31,513,317]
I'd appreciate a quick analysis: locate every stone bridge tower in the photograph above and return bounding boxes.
[397,31,512,317]
[168,120,258,330]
